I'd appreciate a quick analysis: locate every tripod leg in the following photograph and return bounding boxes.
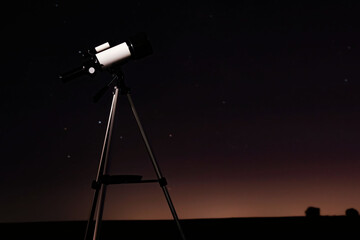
[92,185,108,240]
[126,93,187,240]
[84,86,120,240]
[83,189,100,240]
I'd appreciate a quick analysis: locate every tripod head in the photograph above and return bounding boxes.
[92,66,131,103]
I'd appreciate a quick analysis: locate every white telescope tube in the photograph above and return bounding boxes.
[95,42,131,68]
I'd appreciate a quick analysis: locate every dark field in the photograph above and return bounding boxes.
[1,216,359,239]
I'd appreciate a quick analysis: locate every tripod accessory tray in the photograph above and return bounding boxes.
[91,175,167,189]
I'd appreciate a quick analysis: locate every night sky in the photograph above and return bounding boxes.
[1,1,360,223]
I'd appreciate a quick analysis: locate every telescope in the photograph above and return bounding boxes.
[59,32,153,82]
[60,32,186,240]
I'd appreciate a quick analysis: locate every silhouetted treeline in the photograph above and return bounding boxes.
[305,206,359,218]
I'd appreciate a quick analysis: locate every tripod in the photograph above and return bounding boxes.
[83,69,186,240]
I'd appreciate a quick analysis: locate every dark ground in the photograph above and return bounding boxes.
[1,216,359,239]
